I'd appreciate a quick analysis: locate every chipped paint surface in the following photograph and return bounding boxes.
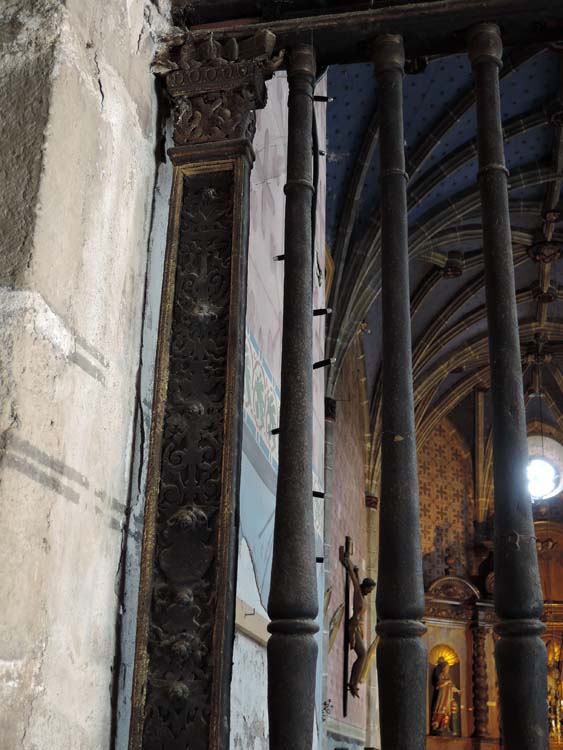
[0,1,171,747]
[231,633,269,750]
[0,290,75,357]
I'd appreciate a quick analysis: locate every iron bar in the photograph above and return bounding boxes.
[468,22,547,750]
[313,357,336,369]
[267,43,319,750]
[373,33,427,750]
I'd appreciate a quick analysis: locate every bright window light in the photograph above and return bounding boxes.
[527,458,558,499]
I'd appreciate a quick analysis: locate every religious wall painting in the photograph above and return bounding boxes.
[427,575,480,604]
[243,325,324,495]
[429,644,462,737]
[244,327,281,471]
[240,327,326,611]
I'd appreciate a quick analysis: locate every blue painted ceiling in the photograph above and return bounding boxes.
[326,46,563,447]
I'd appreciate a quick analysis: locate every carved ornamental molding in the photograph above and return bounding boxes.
[130,167,240,750]
[154,30,282,145]
[543,603,563,624]
[425,600,473,623]
[424,576,495,625]
[131,139,256,748]
[427,575,481,604]
[130,26,281,750]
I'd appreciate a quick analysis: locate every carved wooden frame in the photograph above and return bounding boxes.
[130,148,251,750]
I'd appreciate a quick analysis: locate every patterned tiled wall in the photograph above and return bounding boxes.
[419,419,475,587]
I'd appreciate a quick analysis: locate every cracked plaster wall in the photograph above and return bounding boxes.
[0,1,171,747]
[231,631,269,750]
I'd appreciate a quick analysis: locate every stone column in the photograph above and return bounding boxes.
[267,43,319,750]
[373,34,427,750]
[129,31,280,750]
[468,22,548,750]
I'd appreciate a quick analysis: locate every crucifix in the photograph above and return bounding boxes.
[339,536,376,714]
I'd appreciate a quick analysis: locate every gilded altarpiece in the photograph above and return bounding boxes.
[129,31,280,750]
[535,521,563,747]
[425,576,500,750]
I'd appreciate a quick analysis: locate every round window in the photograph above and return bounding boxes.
[527,457,559,499]
[527,435,563,500]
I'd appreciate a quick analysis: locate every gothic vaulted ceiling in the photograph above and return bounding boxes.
[324,45,563,487]
[170,0,563,483]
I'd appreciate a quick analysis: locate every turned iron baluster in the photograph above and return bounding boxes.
[373,34,428,750]
[267,44,319,750]
[468,22,548,750]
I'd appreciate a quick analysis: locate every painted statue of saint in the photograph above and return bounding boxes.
[431,658,461,735]
[339,547,376,698]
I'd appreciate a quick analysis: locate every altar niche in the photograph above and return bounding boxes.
[429,644,462,738]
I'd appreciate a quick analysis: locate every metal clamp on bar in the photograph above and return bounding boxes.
[477,163,510,178]
[313,357,336,370]
[284,178,315,194]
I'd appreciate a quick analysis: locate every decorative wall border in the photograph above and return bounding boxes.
[244,327,281,473]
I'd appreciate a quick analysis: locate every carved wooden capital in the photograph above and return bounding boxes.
[155,30,282,146]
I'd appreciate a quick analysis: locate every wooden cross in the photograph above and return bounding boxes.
[340,536,353,717]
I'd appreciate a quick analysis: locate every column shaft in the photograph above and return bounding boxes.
[374,34,427,750]
[267,44,319,750]
[468,22,547,750]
